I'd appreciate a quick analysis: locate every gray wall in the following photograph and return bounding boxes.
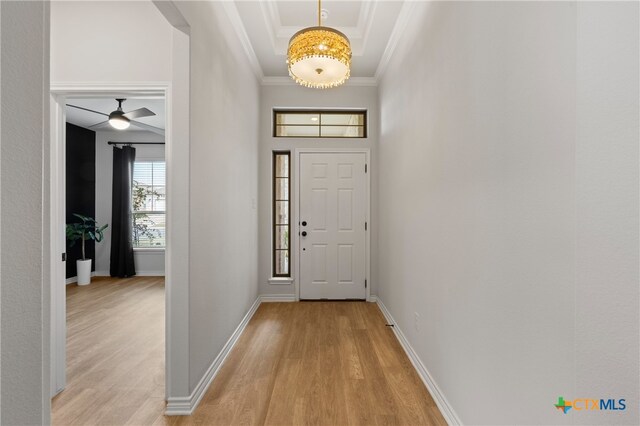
[258,84,379,297]
[378,2,639,424]
[173,1,260,392]
[0,1,51,424]
[575,3,639,422]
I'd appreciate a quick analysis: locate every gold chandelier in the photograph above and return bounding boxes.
[286,0,352,89]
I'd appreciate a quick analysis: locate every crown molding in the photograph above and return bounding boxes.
[374,0,418,81]
[261,76,378,87]
[220,1,264,80]
[358,0,378,54]
[356,0,375,35]
[152,0,190,35]
[344,76,378,87]
[260,0,280,54]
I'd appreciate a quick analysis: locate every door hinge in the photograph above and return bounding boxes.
[365,221,367,231]
[365,163,368,173]
[61,253,66,262]
[365,279,367,288]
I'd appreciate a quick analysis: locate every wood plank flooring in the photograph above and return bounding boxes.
[170,302,446,426]
[51,276,166,426]
[52,281,446,425]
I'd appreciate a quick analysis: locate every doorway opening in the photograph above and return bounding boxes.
[50,89,170,425]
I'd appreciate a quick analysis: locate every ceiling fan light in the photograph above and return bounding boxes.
[108,111,130,130]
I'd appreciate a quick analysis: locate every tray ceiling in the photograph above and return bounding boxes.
[230,0,408,81]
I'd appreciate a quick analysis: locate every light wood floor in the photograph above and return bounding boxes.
[52,276,166,425]
[53,281,446,426]
[170,302,446,426]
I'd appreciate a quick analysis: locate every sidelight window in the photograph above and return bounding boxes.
[273,152,291,277]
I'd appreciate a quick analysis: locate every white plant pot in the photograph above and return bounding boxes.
[76,259,92,285]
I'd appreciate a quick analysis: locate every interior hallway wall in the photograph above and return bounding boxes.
[378,2,638,424]
[258,85,379,298]
[173,1,260,392]
[51,1,172,82]
[0,1,51,424]
[94,130,166,276]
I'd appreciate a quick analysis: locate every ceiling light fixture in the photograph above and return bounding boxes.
[286,0,352,89]
[108,99,131,130]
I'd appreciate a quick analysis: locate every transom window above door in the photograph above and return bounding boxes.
[273,110,367,138]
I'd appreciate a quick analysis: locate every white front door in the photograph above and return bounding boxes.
[299,152,367,300]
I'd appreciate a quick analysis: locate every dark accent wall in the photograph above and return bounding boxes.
[66,123,96,278]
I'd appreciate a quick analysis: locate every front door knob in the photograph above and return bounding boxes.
[301,221,307,226]
[301,231,308,237]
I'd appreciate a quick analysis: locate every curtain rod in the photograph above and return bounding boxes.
[108,141,165,145]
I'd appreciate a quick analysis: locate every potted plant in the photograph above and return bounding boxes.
[66,214,108,285]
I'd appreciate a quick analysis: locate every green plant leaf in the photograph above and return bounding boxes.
[66,214,108,245]
[72,213,88,222]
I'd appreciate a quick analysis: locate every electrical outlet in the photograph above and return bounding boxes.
[414,312,419,332]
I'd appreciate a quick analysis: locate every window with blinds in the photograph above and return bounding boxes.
[132,161,166,248]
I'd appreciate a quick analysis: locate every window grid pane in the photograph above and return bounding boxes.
[275,178,289,201]
[273,152,290,277]
[133,161,166,248]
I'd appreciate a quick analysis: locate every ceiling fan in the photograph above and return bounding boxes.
[67,98,162,134]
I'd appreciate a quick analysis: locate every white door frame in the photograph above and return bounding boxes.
[293,148,371,302]
[49,83,172,397]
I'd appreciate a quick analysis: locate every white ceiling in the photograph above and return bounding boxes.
[65,98,165,132]
[231,0,407,81]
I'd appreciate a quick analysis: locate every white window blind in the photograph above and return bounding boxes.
[132,161,166,248]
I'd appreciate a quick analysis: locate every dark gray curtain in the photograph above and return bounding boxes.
[110,146,136,277]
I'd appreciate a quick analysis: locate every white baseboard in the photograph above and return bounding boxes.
[135,271,166,276]
[165,296,262,415]
[93,271,165,277]
[68,272,166,284]
[259,294,296,302]
[66,271,98,285]
[375,298,462,426]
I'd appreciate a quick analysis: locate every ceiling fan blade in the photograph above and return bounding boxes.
[129,120,165,136]
[123,107,155,120]
[67,104,109,117]
[88,120,110,130]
